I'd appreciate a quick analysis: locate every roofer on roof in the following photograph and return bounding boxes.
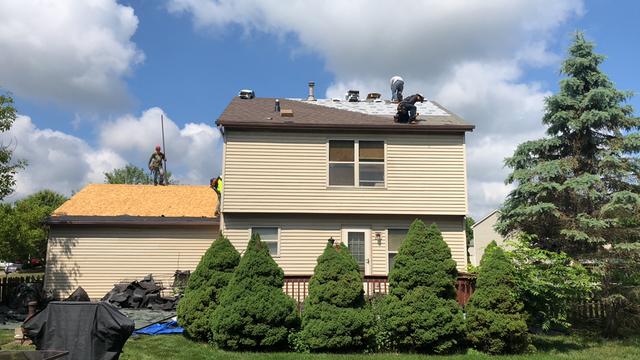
[210,176,223,216]
[390,75,404,102]
[395,93,425,124]
[148,145,166,186]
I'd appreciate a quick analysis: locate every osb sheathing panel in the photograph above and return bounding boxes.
[52,184,217,218]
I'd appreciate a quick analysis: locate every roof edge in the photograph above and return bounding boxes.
[47,215,219,226]
[218,121,475,133]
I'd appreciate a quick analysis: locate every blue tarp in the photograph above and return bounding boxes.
[134,320,184,335]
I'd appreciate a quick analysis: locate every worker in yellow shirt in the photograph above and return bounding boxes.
[211,176,223,216]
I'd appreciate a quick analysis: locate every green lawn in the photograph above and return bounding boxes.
[1,330,638,359]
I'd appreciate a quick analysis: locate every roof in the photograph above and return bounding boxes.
[471,209,500,229]
[217,97,474,133]
[51,184,218,221]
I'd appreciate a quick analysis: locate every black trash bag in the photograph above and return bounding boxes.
[23,301,134,360]
[65,287,91,302]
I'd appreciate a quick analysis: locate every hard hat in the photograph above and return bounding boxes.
[155,145,161,151]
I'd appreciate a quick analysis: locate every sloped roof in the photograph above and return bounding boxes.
[52,184,217,219]
[217,97,474,133]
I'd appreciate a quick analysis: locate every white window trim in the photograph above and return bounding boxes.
[250,226,281,257]
[327,139,386,189]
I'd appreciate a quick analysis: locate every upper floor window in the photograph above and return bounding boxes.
[251,227,280,256]
[328,140,385,187]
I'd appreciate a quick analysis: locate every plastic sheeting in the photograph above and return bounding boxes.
[134,320,184,335]
[23,301,134,360]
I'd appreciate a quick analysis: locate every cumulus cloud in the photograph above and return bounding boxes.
[2,109,221,200]
[0,0,143,110]
[167,0,584,218]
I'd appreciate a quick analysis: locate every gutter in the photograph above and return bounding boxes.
[217,121,475,133]
[46,215,219,227]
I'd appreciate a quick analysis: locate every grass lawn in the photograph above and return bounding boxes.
[2,329,638,359]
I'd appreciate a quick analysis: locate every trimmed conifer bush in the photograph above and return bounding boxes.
[466,241,530,354]
[379,220,464,353]
[176,232,240,341]
[211,233,299,351]
[297,241,373,352]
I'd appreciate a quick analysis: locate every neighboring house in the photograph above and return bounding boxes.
[44,184,218,299]
[217,93,475,279]
[468,209,505,266]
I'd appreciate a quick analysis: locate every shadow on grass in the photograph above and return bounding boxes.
[531,334,590,353]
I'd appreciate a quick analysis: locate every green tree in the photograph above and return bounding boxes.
[211,233,299,350]
[0,92,26,200]
[465,216,475,248]
[496,32,640,335]
[379,220,464,353]
[0,190,67,261]
[497,32,640,257]
[177,232,240,341]
[297,241,373,352]
[506,234,597,331]
[466,242,529,354]
[104,164,175,184]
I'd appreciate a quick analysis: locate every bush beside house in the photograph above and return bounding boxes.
[466,241,530,354]
[177,232,240,341]
[211,233,299,350]
[297,241,373,352]
[378,220,465,354]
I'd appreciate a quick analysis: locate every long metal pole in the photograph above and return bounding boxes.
[161,114,168,184]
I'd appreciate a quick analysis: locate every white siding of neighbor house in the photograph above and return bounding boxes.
[470,211,507,266]
[44,225,218,299]
[222,214,467,275]
[222,131,467,215]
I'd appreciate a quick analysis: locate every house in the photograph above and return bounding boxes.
[44,88,476,302]
[44,184,219,299]
[217,90,475,283]
[468,209,506,266]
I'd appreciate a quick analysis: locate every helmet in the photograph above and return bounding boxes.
[155,145,161,151]
[417,93,425,100]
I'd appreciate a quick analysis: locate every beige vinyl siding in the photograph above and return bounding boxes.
[223,214,466,275]
[44,225,218,299]
[223,131,467,215]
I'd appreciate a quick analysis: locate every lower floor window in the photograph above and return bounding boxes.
[251,227,279,256]
[388,228,408,272]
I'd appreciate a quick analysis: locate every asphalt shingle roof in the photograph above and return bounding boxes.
[217,97,474,133]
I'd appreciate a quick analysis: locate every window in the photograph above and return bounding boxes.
[388,228,408,271]
[251,227,279,256]
[328,140,385,187]
[329,140,355,186]
[359,141,384,187]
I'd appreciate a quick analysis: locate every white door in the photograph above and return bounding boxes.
[341,228,371,275]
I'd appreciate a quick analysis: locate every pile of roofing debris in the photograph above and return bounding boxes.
[0,282,45,323]
[101,274,181,311]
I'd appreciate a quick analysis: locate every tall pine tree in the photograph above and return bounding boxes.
[497,32,640,258]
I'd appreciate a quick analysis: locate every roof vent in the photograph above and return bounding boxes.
[307,81,316,101]
[238,89,255,99]
[345,90,359,102]
[366,92,381,101]
[331,98,341,102]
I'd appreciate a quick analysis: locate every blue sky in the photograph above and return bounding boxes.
[1,0,638,218]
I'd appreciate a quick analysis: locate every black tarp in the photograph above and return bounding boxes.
[23,301,135,360]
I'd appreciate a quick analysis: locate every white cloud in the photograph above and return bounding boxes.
[167,0,584,218]
[0,0,143,110]
[2,109,221,201]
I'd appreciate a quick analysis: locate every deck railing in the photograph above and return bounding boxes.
[283,274,476,309]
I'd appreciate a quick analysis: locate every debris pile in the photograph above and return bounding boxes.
[101,275,178,310]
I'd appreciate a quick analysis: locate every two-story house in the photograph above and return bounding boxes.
[217,92,474,281]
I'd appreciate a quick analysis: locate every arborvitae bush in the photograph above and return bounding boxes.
[466,242,530,354]
[297,241,373,352]
[379,220,464,353]
[211,233,299,351]
[176,232,239,341]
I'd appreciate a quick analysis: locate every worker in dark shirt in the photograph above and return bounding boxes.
[148,145,166,185]
[395,93,425,123]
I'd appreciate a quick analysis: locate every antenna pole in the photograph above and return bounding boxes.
[161,114,168,183]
